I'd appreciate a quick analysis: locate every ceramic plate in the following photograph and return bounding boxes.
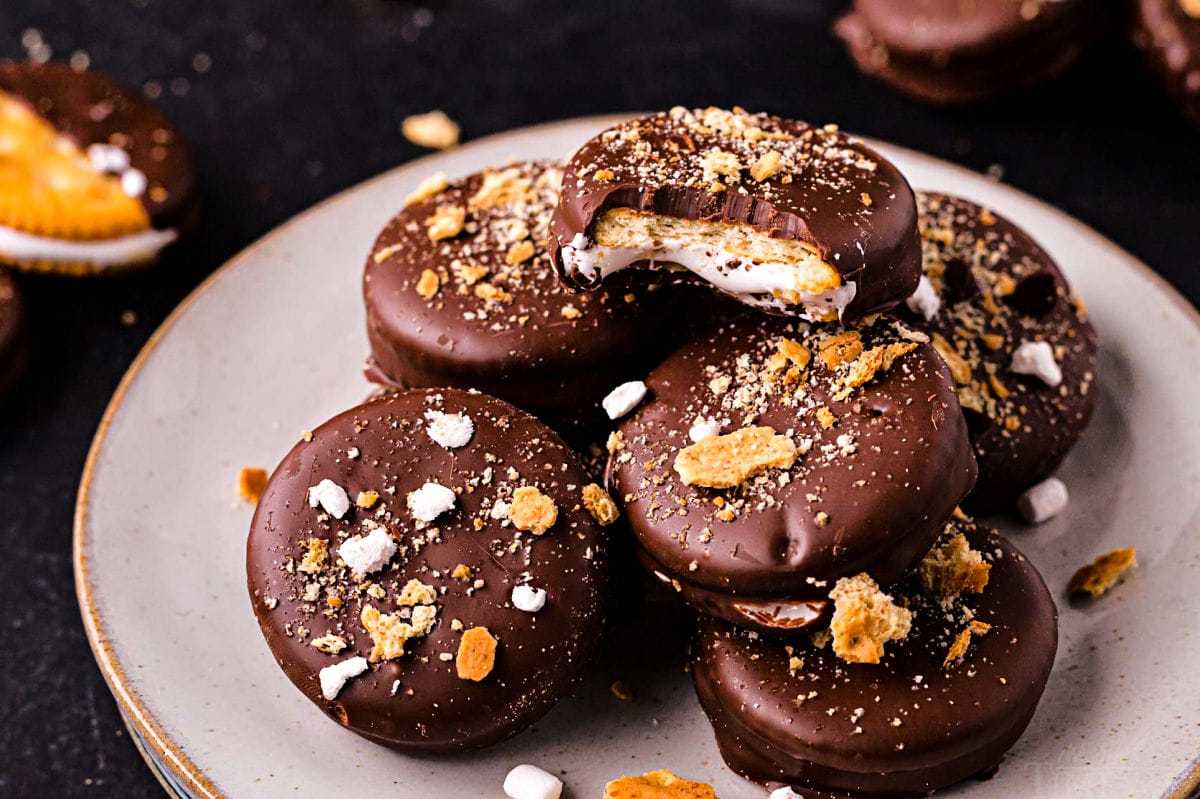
[75,115,1200,799]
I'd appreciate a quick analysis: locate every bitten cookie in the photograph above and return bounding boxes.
[364,161,726,437]
[1132,0,1200,126]
[835,0,1109,105]
[0,61,195,274]
[246,389,612,753]
[693,520,1058,798]
[0,270,28,399]
[607,316,976,633]
[902,193,1097,513]
[548,107,921,323]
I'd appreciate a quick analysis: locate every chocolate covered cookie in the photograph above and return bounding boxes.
[364,161,724,436]
[608,316,976,634]
[903,193,1097,513]
[693,520,1058,798]
[548,107,921,323]
[1132,0,1200,126]
[0,61,195,274]
[835,0,1108,105]
[246,388,612,753]
[0,270,28,399]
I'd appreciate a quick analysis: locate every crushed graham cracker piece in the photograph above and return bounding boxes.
[700,148,741,182]
[468,167,531,209]
[860,192,873,207]
[474,282,513,304]
[425,205,465,240]
[361,602,437,662]
[415,268,441,299]
[237,467,268,504]
[749,150,781,182]
[816,331,863,369]
[401,110,460,149]
[673,426,797,489]
[919,531,991,602]
[816,406,836,429]
[451,564,473,581]
[943,620,992,668]
[453,261,489,285]
[397,578,437,606]
[829,573,912,664]
[455,626,498,681]
[593,168,616,181]
[403,171,449,206]
[833,342,917,400]
[509,486,558,534]
[1068,548,1137,598]
[582,483,620,526]
[355,490,379,509]
[610,680,633,701]
[298,538,328,574]
[310,633,347,655]
[561,304,582,320]
[604,769,716,799]
[504,239,535,266]
[931,333,972,384]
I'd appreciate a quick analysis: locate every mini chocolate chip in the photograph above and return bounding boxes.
[942,258,981,303]
[1007,272,1059,318]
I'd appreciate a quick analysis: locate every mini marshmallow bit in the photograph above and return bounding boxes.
[318,656,368,700]
[769,788,803,799]
[308,479,351,519]
[503,764,563,799]
[1016,477,1069,524]
[602,380,647,420]
[86,143,130,174]
[425,409,474,449]
[1010,340,1062,387]
[511,585,547,613]
[407,482,456,522]
[337,527,397,576]
[121,168,147,198]
[688,417,722,443]
[905,275,941,321]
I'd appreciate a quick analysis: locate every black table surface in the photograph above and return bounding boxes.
[1,1,1198,796]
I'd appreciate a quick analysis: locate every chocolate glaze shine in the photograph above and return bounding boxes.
[548,108,921,323]
[0,270,28,399]
[609,316,976,632]
[247,389,608,753]
[693,522,1058,798]
[364,161,729,437]
[0,60,195,230]
[903,193,1097,513]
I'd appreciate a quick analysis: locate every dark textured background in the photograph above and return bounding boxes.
[0,1,1197,796]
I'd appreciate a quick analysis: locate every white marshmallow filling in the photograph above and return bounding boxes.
[0,224,177,269]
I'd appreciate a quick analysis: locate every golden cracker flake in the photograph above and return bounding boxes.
[943,620,991,668]
[474,282,514,304]
[582,483,620,526]
[674,426,797,489]
[829,573,912,664]
[401,110,460,149]
[310,633,347,655]
[833,342,917,401]
[931,333,972,385]
[237,466,268,504]
[749,150,781,182]
[361,602,437,662]
[403,171,449,206]
[355,490,379,509]
[425,205,465,240]
[468,167,532,209]
[509,486,558,534]
[397,578,437,607]
[919,531,990,603]
[700,148,741,182]
[604,769,716,799]
[504,239,536,266]
[816,331,863,369]
[298,538,328,574]
[1068,548,1137,598]
[455,626,498,681]
[415,268,441,299]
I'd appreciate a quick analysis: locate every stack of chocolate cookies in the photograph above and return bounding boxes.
[246,107,1098,797]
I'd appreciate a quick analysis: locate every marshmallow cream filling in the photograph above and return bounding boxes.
[0,224,177,268]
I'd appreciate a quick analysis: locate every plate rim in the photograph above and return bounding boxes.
[72,113,1200,799]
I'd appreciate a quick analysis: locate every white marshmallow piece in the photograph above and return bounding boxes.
[688,418,722,443]
[1010,340,1062,387]
[407,482,456,522]
[318,656,368,700]
[337,527,397,576]
[511,585,547,613]
[503,764,563,799]
[308,479,351,519]
[905,275,941,321]
[1016,477,1069,524]
[602,380,647,420]
[769,788,803,799]
[86,143,130,174]
[121,168,148,198]
[425,410,474,449]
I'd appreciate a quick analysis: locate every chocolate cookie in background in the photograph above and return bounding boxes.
[1132,0,1200,126]
[246,388,614,753]
[902,193,1097,514]
[548,107,921,323]
[0,60,195,274]
[0,270,29,400]
[607,315,976,635]
[692,519,1058,798]
[364,160,733,440]
[835,0,1111,105]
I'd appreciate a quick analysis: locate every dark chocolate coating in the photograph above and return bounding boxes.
[548,109,921,324]
[364,161,732,438]
[609,316,976,633]
[835,0,1109,105]
[0,60,195,230]
[0,270,28,399]
[1132,0,1200,126]
[902,193,1097,513]
[693,522,1058,798]
[246,389,608,753]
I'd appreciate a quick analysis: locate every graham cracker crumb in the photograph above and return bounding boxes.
[415,268,440,299]
[816,331,863,369]
[404,171,449,206]
[833,342,917,400]
[816,406,836,429]
[931,333,972,384]
[505,239,535,265]
[749,150,781,182]
[604,770,716,799]
[425,205,465,240]
[943,620,991,668]
[474,282,513,304]
[673,426,797,489]
[700,149,741,182]
[298,538,328,574]
[829,573,912,664]
[451,564,473,581]
[455,626,498,681]
[594,168,616,181]
[1068,548,1137,598]
[561,304,582,320]
[397,578,437,607]
[401,110,460,149]
[361,602,437,662]
[355,490,379,509]
[311,633,347,655]
[583,483,620,526]
[509,486,558,534]
[919,531,991,603]
[237,467,268,504]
